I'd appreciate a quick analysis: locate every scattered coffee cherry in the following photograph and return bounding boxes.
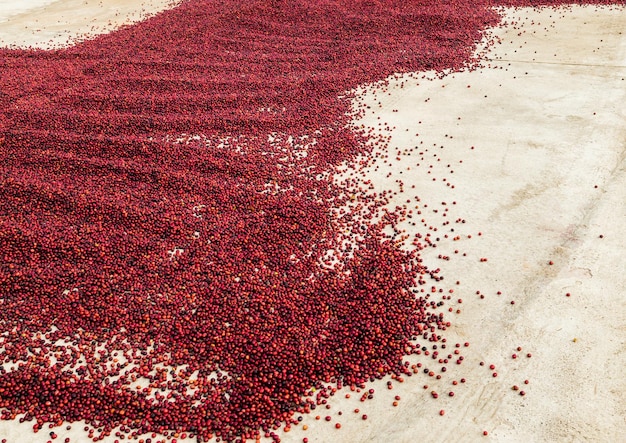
[0,2,597,442]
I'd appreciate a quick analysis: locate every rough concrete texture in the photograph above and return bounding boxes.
[0,0,180,49]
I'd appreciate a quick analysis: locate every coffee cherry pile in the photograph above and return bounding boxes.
[0,0,617,441]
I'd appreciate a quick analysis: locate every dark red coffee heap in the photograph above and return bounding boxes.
[0,0,618,441]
